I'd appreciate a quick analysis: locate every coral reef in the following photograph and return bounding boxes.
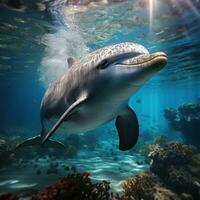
[149,142,200,200]
[115,172,183,200]
[136,135,168,160]
[116,141,200,200]
[31,173,110,200]
[1,135,200,200]
[164,101,200,149]
[149,142,196,169]
[121,172,160,200]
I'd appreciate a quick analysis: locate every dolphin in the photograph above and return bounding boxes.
[16,42,167,151]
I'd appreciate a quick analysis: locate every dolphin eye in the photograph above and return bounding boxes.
[97,59,110,70]
[97,52,143,70]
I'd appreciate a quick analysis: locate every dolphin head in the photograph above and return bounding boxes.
[115,48,167,86]
[89,43,167,94]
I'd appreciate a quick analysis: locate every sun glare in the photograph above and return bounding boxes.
[149,0,154,31]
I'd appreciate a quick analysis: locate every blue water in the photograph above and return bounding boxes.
[0,0,200,197]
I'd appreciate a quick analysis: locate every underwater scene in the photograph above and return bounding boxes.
[0,0,200,199]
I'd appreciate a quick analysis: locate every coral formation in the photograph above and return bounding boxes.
[136,135,168,160]
[149,142,196,169]
[115,171,184,200]
[164,100,200,149]
[1,134,200,200]
[149,141,200,200]
[121,172,160,200]
[31,173,110,200]
[115,140,200,200]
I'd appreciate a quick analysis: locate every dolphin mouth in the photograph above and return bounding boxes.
[145,52,167,69]
[118,52,167,69]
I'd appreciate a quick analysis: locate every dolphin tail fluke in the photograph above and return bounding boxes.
[15,135,66,151]
[15,135,41,150]
[45,138,66,150]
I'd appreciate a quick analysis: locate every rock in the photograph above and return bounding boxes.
[31,173,110,200]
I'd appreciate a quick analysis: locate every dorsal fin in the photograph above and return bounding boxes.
[67,57,75,68]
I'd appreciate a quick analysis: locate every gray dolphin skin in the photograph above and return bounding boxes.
[17,42,167,151]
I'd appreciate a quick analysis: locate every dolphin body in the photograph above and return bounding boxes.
[17,42,167,151]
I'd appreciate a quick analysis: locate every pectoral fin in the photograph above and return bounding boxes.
[42,93,88,144]
[115,106,139,151]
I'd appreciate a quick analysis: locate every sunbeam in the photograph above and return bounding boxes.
[185,0,200,18]
[149,0,154,30]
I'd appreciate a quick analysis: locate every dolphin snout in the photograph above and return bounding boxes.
[126,51,167,70]
[148,52,167,70]
[118,51,167,70]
